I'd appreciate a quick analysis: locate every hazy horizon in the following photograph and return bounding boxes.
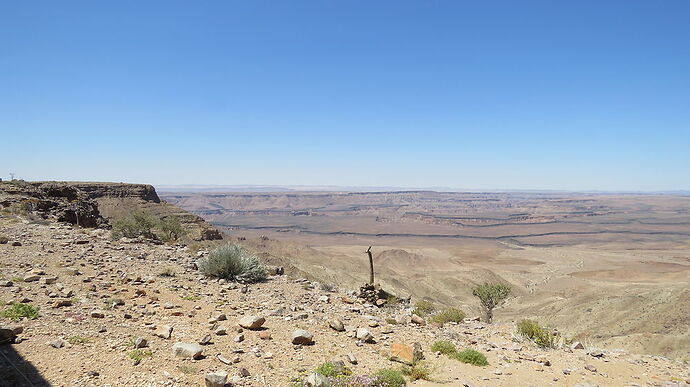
[2,1,689,191]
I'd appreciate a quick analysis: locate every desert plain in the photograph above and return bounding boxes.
[163,190,690,359]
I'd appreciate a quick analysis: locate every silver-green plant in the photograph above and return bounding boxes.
[198,244,267,283]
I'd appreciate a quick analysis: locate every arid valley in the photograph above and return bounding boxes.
[162,190,690,359]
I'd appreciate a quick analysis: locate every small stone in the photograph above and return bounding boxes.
[0,280,12,287]
[410,314,426,325]
[23,275,40,282]
[355,328,374,343]
[259,331,272,340]
[52,299,72,308]
[134,337,148,348]
[90,311,105,318]
[346,353,358,364]
[205,371,228,387]
[154,325,173,339]
[48,339,65,348]
[571,341,585,350]
[584,364,597,372]
[217,354,232,365]
[42,276,58,285]
[238,315,265,330]
[199,334,212,345]
[291,329,314,345]
[238,368,251,377]
[213,326,227,335]
[172,342,203,359]
[329,319,345,332]
[590,350,604,358]
[63,267,80,275]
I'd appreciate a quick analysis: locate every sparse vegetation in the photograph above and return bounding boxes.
[450,349,489,366]
[517,319,557,348]
[429,307,465,325]
[68,335,90,345]
[128,349,152,362]
[158,216,185,242]
[431,340,457,355]
[198,244,267,283]
[412,300,435,317]
[472,282,511,323]
[314,361,352,378]
[181,295,201,301]
[158,266,176,277]
[0,303,39,320]
[431,340,488,366]
[319,282,336,292]
[373,368,406,387]
[400,362,434,381]
[177,365,197,374]
[112,211,156,239]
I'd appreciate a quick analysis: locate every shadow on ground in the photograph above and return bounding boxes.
[0,343,51,386]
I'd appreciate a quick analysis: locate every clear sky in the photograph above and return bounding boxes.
[1,1,689,191]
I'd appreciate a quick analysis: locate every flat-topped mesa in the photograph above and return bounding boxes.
[68,182,161,203]
[0,181,222,240]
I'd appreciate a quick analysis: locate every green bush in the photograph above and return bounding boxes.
[128,349,152,362]
[429,308,465,325]
[198,244,267,283]
[472,283,511,323]
[158,216,185,242]
[374,368,406,387]
[430,340,457,355]
[412,300,435,317]
[112,212,156,239]
[0,303,39,320]
[400,362,433,381]
[517,319,557,348]
[450,349,489,366]
[314,362,352,378]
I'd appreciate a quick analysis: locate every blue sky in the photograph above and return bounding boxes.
[1,1,689,191]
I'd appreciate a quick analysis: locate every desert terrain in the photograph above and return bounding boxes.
[162,191,690,360]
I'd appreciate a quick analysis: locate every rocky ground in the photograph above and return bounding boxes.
[1,215,689,387]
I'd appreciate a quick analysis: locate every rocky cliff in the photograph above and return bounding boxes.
[0,181,222,241]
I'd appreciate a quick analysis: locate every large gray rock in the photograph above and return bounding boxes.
[172,342,203,359]
[205,370,228,387]
[291,329,314,345]
[238,315,265,330]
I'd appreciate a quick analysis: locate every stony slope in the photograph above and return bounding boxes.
[0,215,688,387]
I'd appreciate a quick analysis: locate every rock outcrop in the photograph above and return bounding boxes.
[0,180,222,240]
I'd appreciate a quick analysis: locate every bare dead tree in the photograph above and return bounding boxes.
[365,246,374,284]
[9,172,15,181]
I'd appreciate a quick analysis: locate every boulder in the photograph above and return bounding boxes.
[172,342,203,359]
[291,329,314,345]
[305,372,331,387]
[205,371,228,387]
[238,315,265,330]
[390,342,424,365]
